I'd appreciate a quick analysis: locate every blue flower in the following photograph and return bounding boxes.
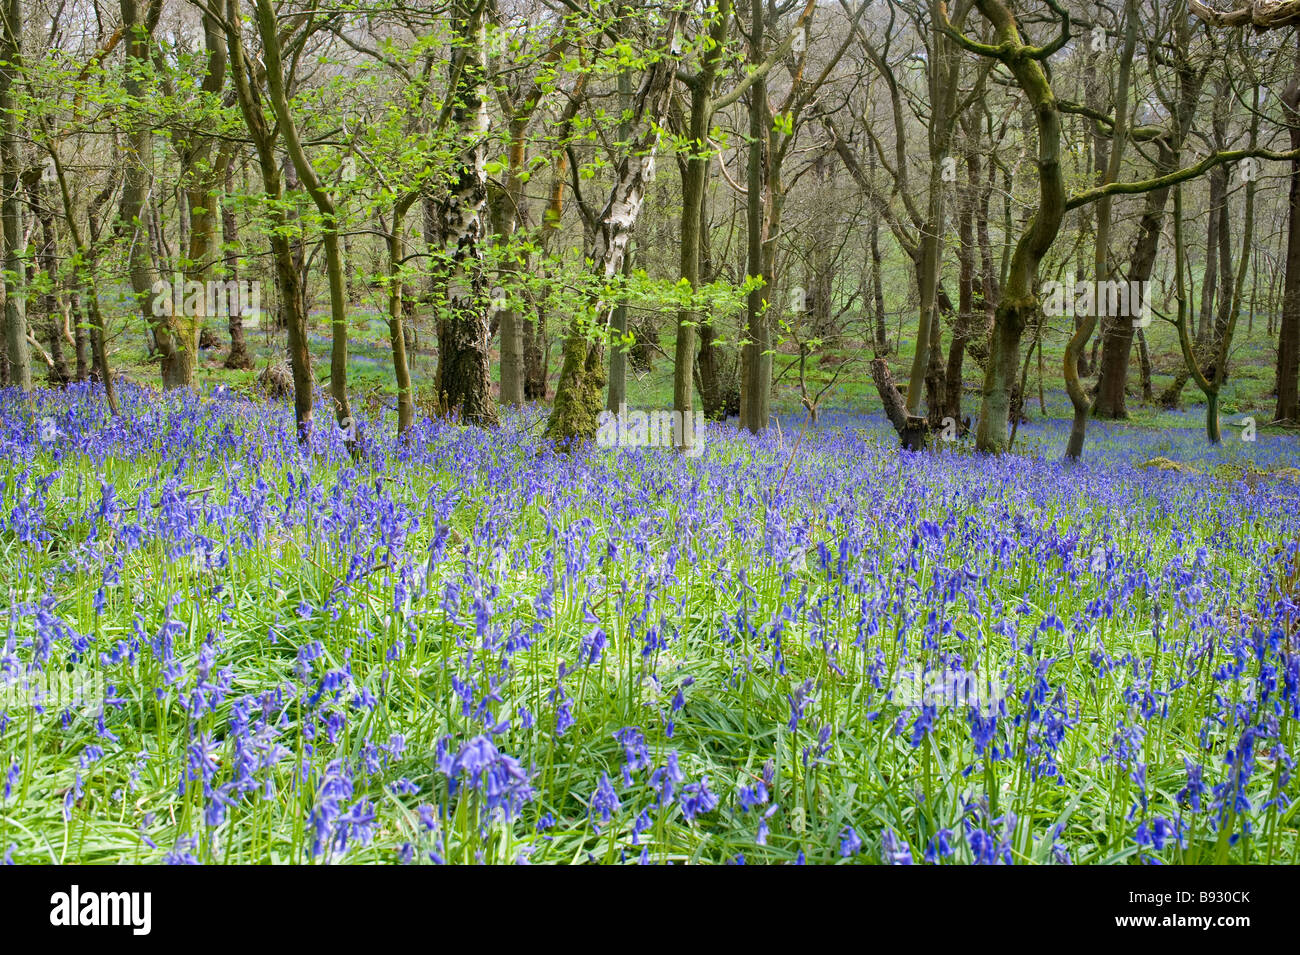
[882,829,913,865]
[591,773,621,822]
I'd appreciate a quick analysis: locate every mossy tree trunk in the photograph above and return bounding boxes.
[942,0,1070,453]
[544,14,681,450]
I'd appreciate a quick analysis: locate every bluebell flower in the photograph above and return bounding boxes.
[882,829,913,865]
[591,772,621,822]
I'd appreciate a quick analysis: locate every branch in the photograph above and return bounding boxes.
[1066,146,1300,210]
[1190,0,1300,29]
[713,0,818,112]
[1058,100,1164,141]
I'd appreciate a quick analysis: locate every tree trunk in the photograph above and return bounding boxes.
[121,0,194,390]
[924,298,947,428]
[1277,72,1300,423]
[872,358,926,450]
[221,163,254,370]
[907,9,957,421]
[970,0,1067,453]
[524,309,548,400]
[71,288,89,381]
[493,112,529,409]
[490,187,525,409]
[606,250,633,413]
[431,0,497,427]
[741,0,770,433]
[945,158,975,422]
[1136,327,1153,401]
[606,70,634,415]
[85,182,120,414]
[673,5,730,452]
[871,194,888,355]
[29,175,71,386]
[695,183,727,421]
[176,12,229,383]
[1,0,31,391]
[387,195,417,435]
[1198,167,1224,347]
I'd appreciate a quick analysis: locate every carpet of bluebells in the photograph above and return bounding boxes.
[1,381,1298,865]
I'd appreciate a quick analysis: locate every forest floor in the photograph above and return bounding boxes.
[99,295,1299,454]
[2,303,1297,864]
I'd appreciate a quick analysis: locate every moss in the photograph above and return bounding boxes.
[544,326,605,451]
[1138,456,1192,473]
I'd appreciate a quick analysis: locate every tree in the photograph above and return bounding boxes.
[430,0,498,427]
[0,0,29,392]
[1191,0,1300,28]
[728,0,857,434]
[941,0,1069,454]
[672,1,734,446]
[1171,68,1263,442]
[253,0,356,439]
[1278,62,1300,423]
[544,10,681,450]
[671,0,820,442]
[219,0,315,441]
[1064,0,1136,461]
[1090,6,1209,419]
[829,0,976,445]
[174,12,233,379]
[944,0,1297,453]
[487,10,571,409]
[120,0,206,391]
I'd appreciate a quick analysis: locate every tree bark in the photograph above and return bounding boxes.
[221,162,254,370]
[431,0,497,427]
[0,0,29,392]
[1277,72,1300,423]
[741,0,770,433]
